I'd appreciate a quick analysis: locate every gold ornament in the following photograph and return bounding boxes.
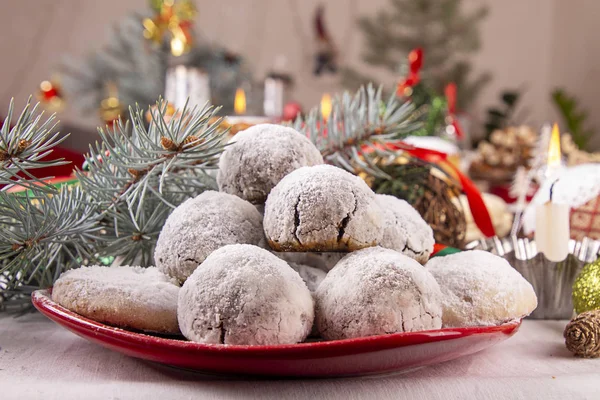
[142,0,196,56]
[99,82,123,126]
[564,309,600,358]
[572,258,600,314]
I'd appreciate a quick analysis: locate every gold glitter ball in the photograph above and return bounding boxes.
[573,258,600,314]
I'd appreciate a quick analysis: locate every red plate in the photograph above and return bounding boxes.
[32,289,521,378]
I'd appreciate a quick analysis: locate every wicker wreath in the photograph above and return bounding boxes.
[370,159,467,249]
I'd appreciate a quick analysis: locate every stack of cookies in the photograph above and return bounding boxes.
[52,124,538,345]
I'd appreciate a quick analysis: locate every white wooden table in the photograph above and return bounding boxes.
[1,313,599,400]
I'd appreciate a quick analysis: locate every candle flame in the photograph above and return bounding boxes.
[547,123,562,167]
[234,88,246,115]
[320,93,332,120]
[170,37,185,57]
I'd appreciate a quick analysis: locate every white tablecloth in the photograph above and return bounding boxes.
[1,313,599,400]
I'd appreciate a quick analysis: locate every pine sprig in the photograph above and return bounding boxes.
[0,186,100,300]
[294,85,421,179]
[0,98,70,192]
[75,99,228,267]
[1,98,229,307]
[77,100,225,208]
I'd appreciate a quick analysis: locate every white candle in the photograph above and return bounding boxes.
[263,77,284,118]
[165,66,211,110]
[534,199,570,262]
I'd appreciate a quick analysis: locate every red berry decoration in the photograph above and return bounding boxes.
[282,102,302,122]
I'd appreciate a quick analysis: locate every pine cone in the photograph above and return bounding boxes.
[564,310,600,358]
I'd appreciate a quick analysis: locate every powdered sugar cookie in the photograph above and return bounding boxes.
[315,247,443,340]
[178,244,314,345]
[376,194,434,264]
[426,250,537,327]
[217,124,324,204]
[154,190,264,283]
[264,165,383,252]
[274,251,344,272]
[52,266,180,334]
[287,262,327,292]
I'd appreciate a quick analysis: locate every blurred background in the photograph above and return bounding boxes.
[0,0,599,151]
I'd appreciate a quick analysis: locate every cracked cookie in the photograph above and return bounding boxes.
[155,191,264,283]
[264,165,383,252]
[315,247,443,340]
[178,244,314,345]
[217,124,324,204]
[376,194,435,264]
[52,266,180,334]
[426,250,537,327]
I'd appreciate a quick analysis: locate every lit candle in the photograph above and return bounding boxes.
[234,88,247,115]
[534,124,570,261]
[320,93,332,120]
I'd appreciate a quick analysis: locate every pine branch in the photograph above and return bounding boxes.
[76,99,226,267]
[1,98,228,308]
[0,186,100,306]
[294,85,421,179]
[0,98,70,192]
[552,88,594,151]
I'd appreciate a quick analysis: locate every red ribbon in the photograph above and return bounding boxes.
[444,82,464,139]
[363,141,496,238]
[396,48,423,97]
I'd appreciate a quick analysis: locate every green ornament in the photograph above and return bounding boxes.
[573,258,600,314]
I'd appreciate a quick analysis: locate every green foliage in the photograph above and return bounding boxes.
[552,89,594,150]
[371,162,430,204]
[0,98,228,308]
[408,83,448,136]
[293,85,421,179]
[343,0,490,111]
[484,90,521,139]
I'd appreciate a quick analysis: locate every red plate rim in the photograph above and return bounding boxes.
[32,289,521,359]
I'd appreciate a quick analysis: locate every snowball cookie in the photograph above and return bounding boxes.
[217,124,324,204]
[274,251,345,272]
[52,266,180,334]
[178,244,314,345]
[315,247,443,340]
[376,194,434,264]
[288,262,327,292]
[264,165,383,252]
[155,190,263,283]
[426,250,538,327]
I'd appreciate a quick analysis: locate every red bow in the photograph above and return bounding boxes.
[363,141,496,238]
[396,48,423,97]
[444,82,464,139]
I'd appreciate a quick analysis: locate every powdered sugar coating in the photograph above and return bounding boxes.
[287,262,327,292]
[178,244,314,345]
[264,165,383,251]
[217,124,324,204]
[315,247,443,340]
[376,194,434,264]
[426,250,538,327]
[155,191,264,283]
[274,251,345,272]
[52,266,180,334]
